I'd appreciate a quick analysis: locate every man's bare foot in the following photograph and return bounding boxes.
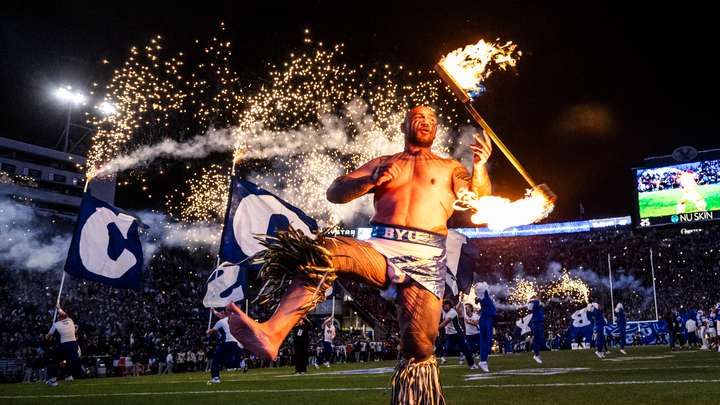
[226,303,280,360]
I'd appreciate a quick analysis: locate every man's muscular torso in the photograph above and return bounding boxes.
[325,105,491,236]
[327,150,474,235]
[369,151,468,234]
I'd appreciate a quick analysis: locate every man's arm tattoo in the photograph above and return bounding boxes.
[452,165,472,189]
[453,164,491,196]
[326,175,375,204]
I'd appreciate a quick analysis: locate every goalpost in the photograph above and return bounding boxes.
[606,249,659,322]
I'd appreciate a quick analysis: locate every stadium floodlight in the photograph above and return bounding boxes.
[55,85,87,106]
[97,101,117,116]
[54,85,88,152]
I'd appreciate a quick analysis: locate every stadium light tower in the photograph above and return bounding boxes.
[54,85,87,152]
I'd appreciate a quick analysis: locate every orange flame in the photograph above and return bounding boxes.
[438,39,521,97]
[454,188,554,230]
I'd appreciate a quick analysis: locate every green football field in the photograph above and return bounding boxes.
[638,184,720,218]
[2,347,720,404]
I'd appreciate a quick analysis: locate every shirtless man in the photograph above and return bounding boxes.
[227,106,491,403]
[676,171,707,214]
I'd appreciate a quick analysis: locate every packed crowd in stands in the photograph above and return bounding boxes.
[0,246,213,381]
[0,244,400,382]
[466,222,720,352]
[2,221,719,381]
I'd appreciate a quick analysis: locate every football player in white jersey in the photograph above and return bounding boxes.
[439,301,475,368]
[463,304,481,366]
[207,309,245,384]
[321,317,336,367]
[46,308,82,386]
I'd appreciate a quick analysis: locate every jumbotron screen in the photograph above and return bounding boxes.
[636,159,720,227]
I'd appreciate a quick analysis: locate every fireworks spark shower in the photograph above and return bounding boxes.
[85,31,469,226]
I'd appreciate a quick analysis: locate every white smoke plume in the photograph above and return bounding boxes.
[92,101,459,177]
[0,198,219,272]
[92,113,353,178]
[92,128,237,178]
[92,99,470,227]
[138,211,222,260]
[474,261,654,313]
[0,198,71,271]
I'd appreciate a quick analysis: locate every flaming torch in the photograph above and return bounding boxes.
[435,39,556,229]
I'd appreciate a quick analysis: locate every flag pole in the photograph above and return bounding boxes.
[52,272,66,323]
[608,253,615,323]
[434,63,536,188]
[52,175,93,323]
[207,151,242,329]
[207,256,222,329]
[649,248,659,321]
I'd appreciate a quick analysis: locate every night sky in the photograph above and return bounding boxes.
[1,2,718,221]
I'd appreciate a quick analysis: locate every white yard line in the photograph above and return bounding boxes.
[3,379,720,399]
[71,364,720,386]
[447,379,720,389]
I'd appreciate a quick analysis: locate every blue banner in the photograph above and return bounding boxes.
[218,178,317,288]
[565,306,669,347]
[605,321,669,345]
[64,193,144,289]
